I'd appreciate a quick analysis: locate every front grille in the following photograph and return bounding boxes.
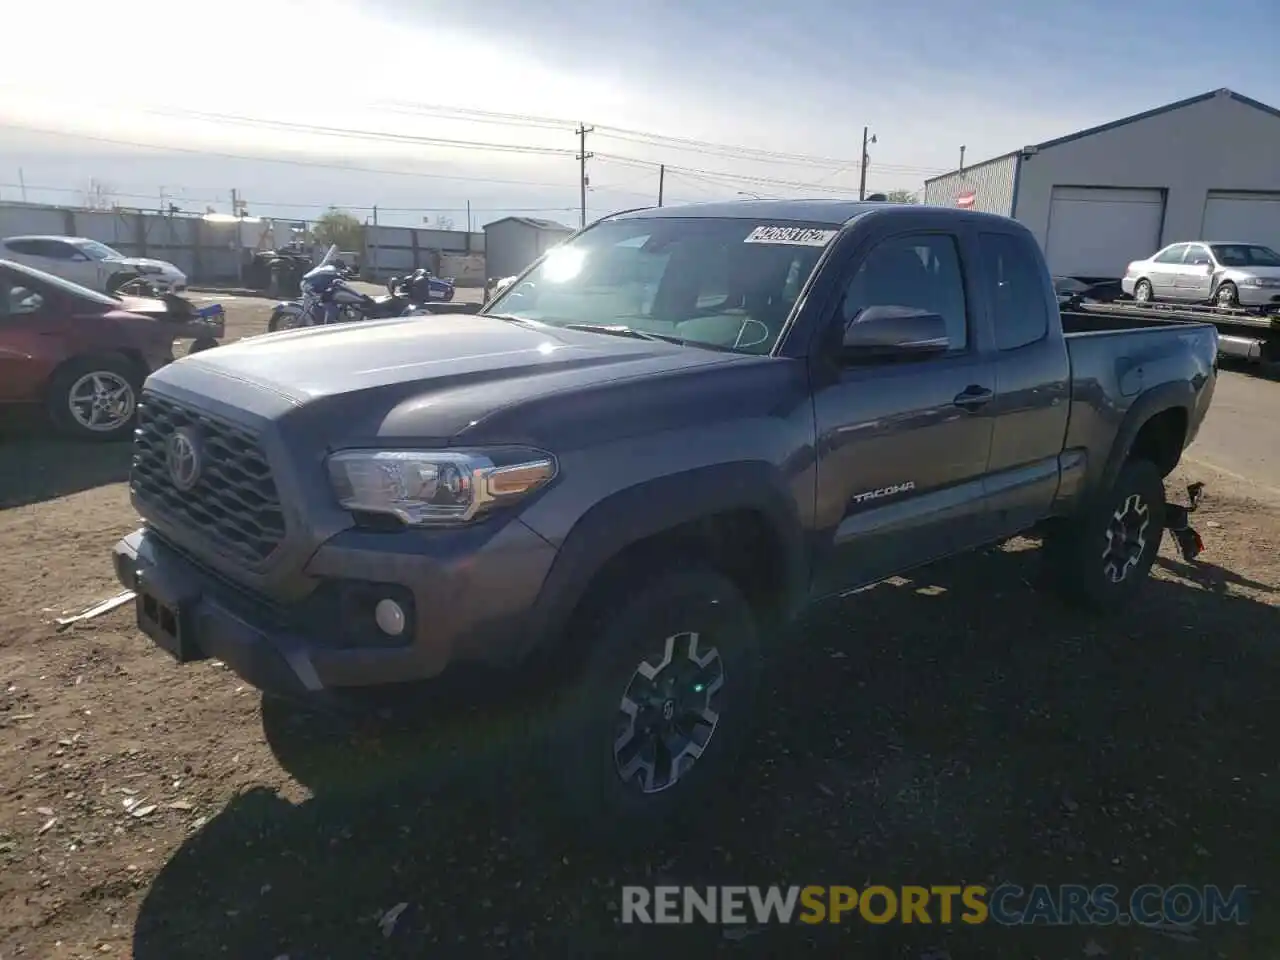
[132,393,286,565]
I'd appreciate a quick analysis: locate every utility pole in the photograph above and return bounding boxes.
[18,168,28,202]
[858,126,877,201]
[959,145,966,172]
[658,164,665,207]
[466,200,472,233]
[576,123,594,228]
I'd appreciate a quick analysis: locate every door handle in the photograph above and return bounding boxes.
[953,385,994,410]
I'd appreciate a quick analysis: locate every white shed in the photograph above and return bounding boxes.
[922,88,1280,280]
[482,216,575,280]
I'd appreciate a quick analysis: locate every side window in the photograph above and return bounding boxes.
[1184,244,1211,265]
[3,239,41,256]
[0,283,45,318]
[1153,244,1187,264]
[980,232,1049,351]
[841,233,968,351]
[35,240,79,261]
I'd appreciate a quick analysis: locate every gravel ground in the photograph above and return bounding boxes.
[1,293,1278,959]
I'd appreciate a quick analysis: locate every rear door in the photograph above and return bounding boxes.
[810,226,996,594]
[975,229,1072,536]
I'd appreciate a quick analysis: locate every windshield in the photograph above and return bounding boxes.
[483,217,839,354]
[74,239,126,261]
[1209,244,1280,267]
[1,260,120,306]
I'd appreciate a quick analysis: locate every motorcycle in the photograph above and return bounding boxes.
[268,246,455,331]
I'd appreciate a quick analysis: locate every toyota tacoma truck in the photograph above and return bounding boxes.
[111,201,1218,830]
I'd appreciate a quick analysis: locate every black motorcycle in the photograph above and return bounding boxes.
[268,247,440,331]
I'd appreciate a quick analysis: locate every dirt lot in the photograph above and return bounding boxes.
[2,294,1279,958]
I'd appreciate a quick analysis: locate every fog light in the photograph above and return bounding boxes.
[374,598,406,637]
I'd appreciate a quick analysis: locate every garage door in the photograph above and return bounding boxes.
[1043,187,1165,278]
[1202,192,1280,251]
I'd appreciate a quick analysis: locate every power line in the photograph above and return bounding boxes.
[143,107,577,158]
[361,99,950,175]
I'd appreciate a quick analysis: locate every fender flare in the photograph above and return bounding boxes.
[1099,380,1194,492]
[521,462,809,658]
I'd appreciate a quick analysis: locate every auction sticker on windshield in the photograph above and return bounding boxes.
[744,226,838,246]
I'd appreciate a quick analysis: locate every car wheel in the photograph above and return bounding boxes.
[188,337,219,354]
[1214,281,1239,308]
[106,272,139,295]
[46,355,143,442]
[1133,279,1153,304]
[1042,458,1166,613]
[537,565,762,844]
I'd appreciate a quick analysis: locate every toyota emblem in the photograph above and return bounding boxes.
[167,427,202,491]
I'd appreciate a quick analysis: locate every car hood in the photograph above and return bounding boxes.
[106,256,181,272]
[149,312,749,440]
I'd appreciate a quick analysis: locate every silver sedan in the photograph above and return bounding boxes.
[1121,241,1280,309]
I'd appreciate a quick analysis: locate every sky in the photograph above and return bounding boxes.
[2,0,1278,229]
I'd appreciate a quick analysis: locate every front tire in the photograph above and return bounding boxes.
[1133,279,1153,304]
[538,566,762,843]
[1042,459,1166,612]
[1214,281,1239,308]
[46,355,143,441]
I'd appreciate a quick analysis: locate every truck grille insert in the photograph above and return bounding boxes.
[131,393,285,565]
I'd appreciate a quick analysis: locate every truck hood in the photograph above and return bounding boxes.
[151,312,748,440]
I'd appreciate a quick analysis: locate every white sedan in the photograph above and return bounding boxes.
[1121,241,1280,310]
[0,235,188,294]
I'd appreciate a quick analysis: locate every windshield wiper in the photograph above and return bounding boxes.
[483,312,543,329]
[563,323,685,344]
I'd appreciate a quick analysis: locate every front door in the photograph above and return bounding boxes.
[811,229,995,596]
[1148,243,1188,298]
[1175,244,1214,302]
[0,270,63,404]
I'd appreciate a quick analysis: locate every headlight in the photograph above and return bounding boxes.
[135,263,164,275]
[1242,277,1280,288]
[326,448,556,526]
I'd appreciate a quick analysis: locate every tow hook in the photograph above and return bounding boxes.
[1166,481,1206,562]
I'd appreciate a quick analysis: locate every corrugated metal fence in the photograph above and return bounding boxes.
[0,201,486,286]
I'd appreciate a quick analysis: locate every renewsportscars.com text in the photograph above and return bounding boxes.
[621,884,1251,927]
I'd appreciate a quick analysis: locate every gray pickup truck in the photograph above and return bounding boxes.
[112,201,1218,830]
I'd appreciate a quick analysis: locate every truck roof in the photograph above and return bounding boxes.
[607,198,1014,228]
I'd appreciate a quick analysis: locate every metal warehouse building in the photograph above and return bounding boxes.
[482,216,575,280]
[922,88,1280,280]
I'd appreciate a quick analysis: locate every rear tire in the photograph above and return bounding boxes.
[536,565,762,845]
[46,354,143,442]
[188,337,218,354]
[1133,279,1153,304]
[1042,459,1166,613]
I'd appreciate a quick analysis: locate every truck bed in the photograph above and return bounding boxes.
[1063,302,1279,362]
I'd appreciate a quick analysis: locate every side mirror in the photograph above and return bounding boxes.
[841,305,950,360]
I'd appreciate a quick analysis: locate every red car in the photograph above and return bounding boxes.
[0,259,223,441]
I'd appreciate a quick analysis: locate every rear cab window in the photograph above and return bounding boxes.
[979,232,1049,351]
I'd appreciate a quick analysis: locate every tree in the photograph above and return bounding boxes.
[81,178,116,210]
[313,207,365,251]
[883,189,918,204]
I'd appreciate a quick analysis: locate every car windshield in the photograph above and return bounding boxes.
[1209,244,1280,267]
[74,239,126,261]
[1,259,119,306]
[483,216,839,354]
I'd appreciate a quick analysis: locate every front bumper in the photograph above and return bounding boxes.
[113,520,558,699]
[1236,284,1280,308]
